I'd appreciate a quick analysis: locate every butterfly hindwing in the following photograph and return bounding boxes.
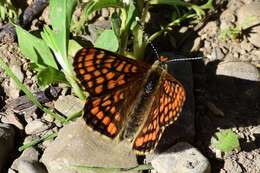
[133,73,185,154]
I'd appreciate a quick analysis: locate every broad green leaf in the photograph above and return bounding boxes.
[37,67,67,87]
[48,0,77,76]
[95,29,119,52]
[211,129,240,153]
[15,25,58,70]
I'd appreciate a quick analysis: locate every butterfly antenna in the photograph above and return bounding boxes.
[166,56,204,62]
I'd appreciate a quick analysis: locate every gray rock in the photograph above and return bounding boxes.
[209,47,225,61]
[216,61,260,81]
[17,160,48,173]
[42,118,138,173]
[0,123,15,172]
[11,147,39,170]
[54,95,84,117]
[223,159,242,173]
[237,2,260,47]
[25,119,51,135]
[151,142,211,173]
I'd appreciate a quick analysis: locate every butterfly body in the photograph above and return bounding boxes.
[73,48,186,154]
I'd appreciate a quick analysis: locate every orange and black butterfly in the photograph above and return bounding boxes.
[73,47,185,155]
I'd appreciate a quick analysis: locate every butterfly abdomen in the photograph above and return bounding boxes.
[120,63,164,141]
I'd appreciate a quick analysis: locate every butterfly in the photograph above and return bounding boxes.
[73,47,186,155]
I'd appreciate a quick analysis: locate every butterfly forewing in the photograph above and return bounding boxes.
[73,48,150,96]
[74,48,150,138]
[133,73,186,154]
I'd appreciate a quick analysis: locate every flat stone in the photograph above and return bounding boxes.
[17,160,48,173]
[0,123,15,172]
[42,118,138,173]
[237,2,260,47]
[25,119,51,135]
[11,147,39,170]
[54,95,84,117]
[151,142,211,173]
[216,61,260,81]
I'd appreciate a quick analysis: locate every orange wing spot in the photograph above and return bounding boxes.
[102,116,111,126]
[95,85,103,94]
[103,95,110,101]
[119,92,124,99]
[116,62,125,71]
[131,66,137,73]
[118,74,125,80]
[96,53,105,59]
[153,120,157,128]
[148,133,153,140]
[164,105,168,115]
[172,100,177,109]
[173,110,177,117]
[96,111,104,120]
[169,110,173,118]
[148,124,153,131]
[93,70,101,76]
[78,69,86,75]
[152,132,157,140]
[77,55,84,62]
[90,107,99,115]
[92,98,101,106]
[104,58,114,63]
[144,134,149,143]
[104,63,112,68]
[115,113,121,121]
[96,77,105,84]
[110,106,116,114]
[160,114,165,123]
[106,72,115,80]
[164,115,169,122]
[83,74,91,81]
[105,106,111,111]
[113,91,121,103]
[168,103,172,110]
[124,64,131,73]
[118,79,126,85]
[96,59,101,64]
[107,123,117,135]
[77,62,83,68]
[102,100,111,107]
[143,127,148,133]
[107,80,116,89]
[87,66,95,72]
[134,137,144,147]
[102,68,109,74]
[85,54,95,60]
[87,81,94,88]
[159,104,164,113]
[85,61,93,67]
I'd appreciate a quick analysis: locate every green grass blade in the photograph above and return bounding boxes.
[19,132,58,151]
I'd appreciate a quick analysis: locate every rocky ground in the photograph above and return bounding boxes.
[0,0,260,173]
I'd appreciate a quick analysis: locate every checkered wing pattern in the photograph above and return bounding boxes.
[133,73,185,154]
[73,48,150,138]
